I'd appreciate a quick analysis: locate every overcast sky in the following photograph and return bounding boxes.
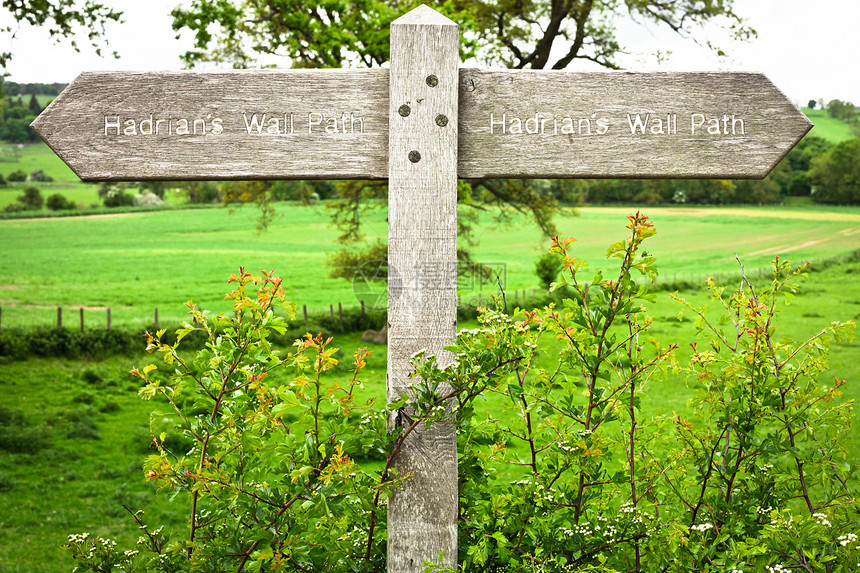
[2,0,858,107]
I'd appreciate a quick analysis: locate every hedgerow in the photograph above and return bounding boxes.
[63,214,858,572]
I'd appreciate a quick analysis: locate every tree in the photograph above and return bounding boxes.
[46,192,76,211]
[807,99,817,109]
[27,94,40,114]
[0,0,122,70]
[809,138,860,205]
[6,169,25,182]
[173,1,751,71]
[826,99,856,122]
[17,186,43,210]
[171,0,754,274]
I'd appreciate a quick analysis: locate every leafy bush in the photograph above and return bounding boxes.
[68,269,400,572]
[811,138,860,204]
[63,218,859,573]
[17,186,43,210]
[534,251,564,290]
[183,180,221,204]
[419,215,858,572]
[3,201,26,213]
[0,327,140,360]
[46,192,76,211]
[7,169,26,182]
[28,169,53,182]
[97,182,136,208]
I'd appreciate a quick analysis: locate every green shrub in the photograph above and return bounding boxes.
[28,169,53,182]
[3,201,26,213]
[534,251,564,290]
[16,186,43,210]
[61,224,860,573]
[46,192,76,211]
[7,169,26,182]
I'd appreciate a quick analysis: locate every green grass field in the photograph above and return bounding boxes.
[1,203,859,330]
[803,108,859,143]
[0,248,858,572]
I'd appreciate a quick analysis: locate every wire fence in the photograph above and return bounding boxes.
[2,249,857,333]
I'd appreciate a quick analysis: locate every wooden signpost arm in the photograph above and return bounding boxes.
[387,6,460,572]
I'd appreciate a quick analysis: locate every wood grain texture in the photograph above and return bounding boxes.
[32,69,810,181]
[387,6,459,572]
[31,69,389,181]
[458,70,812,179]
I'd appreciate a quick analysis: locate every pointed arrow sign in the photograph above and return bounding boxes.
[32,70,810,181]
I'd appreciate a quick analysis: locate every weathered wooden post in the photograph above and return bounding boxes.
[387,7,459,571]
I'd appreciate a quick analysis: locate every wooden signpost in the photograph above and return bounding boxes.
[31,5,811,572]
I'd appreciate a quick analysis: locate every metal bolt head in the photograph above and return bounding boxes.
[435,114,448,127]
[408,150,421,163]
[426,74,438,87]
[398,104,411,117]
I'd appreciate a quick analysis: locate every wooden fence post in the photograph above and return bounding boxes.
[154,307,159,328]
[338,302,343,329]
[303,304,308,322]
[107,307,111,331]
[57,306,62,330]
[387,6,459,571]
[80,307,85,332]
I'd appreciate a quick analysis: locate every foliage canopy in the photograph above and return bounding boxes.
[0,0,122,69]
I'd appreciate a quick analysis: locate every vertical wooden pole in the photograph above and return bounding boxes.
[57,306,62,330]
[330,304,334,320]
[338,302,343,328]
[388,6,459,572]
[80,307,85,332]
[107,307,111,331]
[303,304,308,322]
[154,307,159,328]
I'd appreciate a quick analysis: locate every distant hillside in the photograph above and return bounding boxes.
[803,108,858,143]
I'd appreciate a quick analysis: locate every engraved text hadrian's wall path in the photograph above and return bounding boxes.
[32,69,811,182]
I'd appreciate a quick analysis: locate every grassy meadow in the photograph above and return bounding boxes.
[1,199,859,571]
[1,202,859,330]
[803,107,860,142]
